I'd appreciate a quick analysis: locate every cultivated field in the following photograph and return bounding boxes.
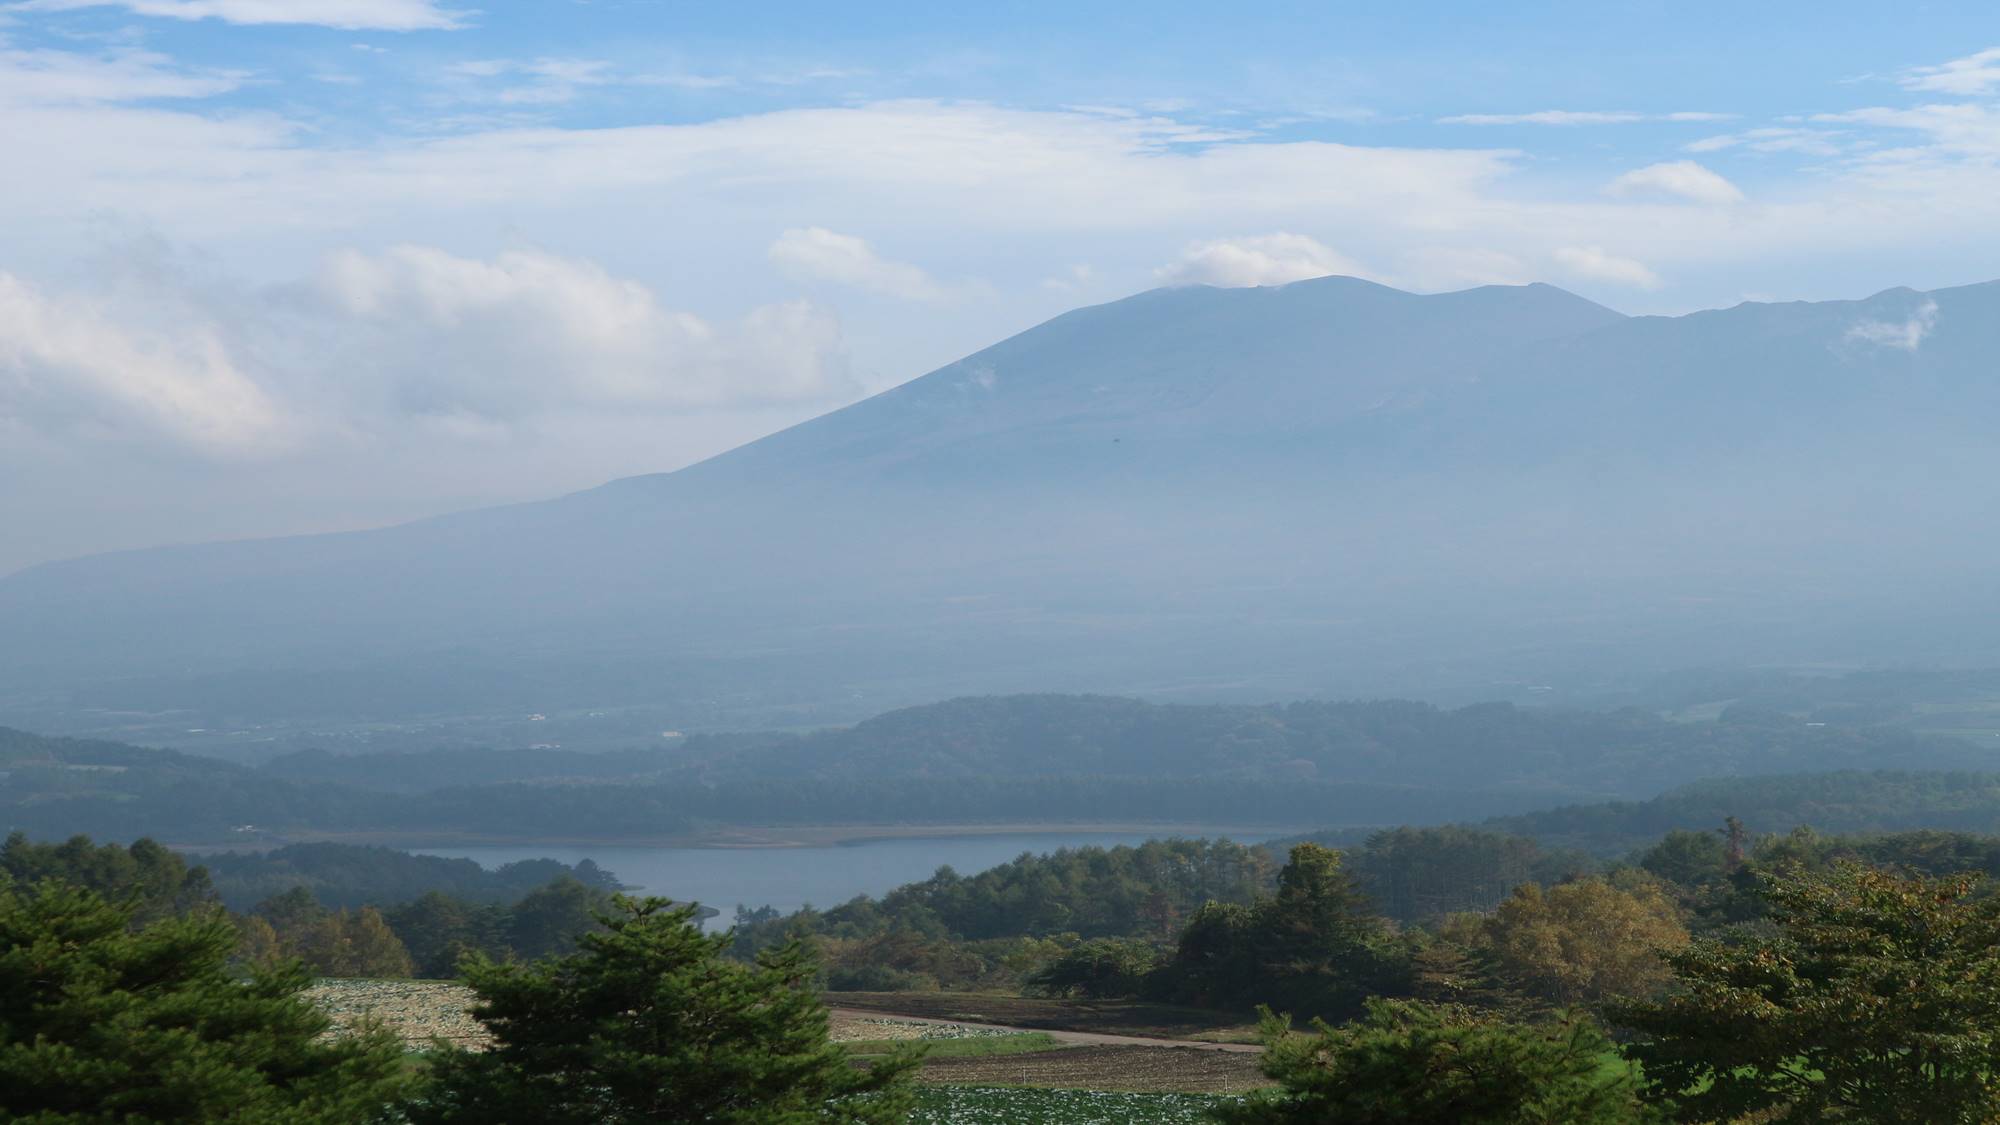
[912,1087,1239,1123]
[310,980,1273,1098]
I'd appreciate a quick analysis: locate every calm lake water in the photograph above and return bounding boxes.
[419,829,1278,921]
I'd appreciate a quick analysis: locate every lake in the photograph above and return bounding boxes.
[419,828,1280,921]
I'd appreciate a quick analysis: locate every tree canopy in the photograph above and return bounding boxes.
[1616,862,2000,1124]
[1219,998,1654,1125]
[414,896,919,1124]
[0,880,410,1124]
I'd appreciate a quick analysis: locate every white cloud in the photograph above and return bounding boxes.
[1553,246,1661,289]
[1846,298,1938,350]
[10,0,468,30]
[1157,233,1369,287]
[1902,47,2000,96]
[1605,160,1745,205]
[0,246,854,461]
[0,271,287,456]
[1439,110,1734,126]
[768,227,946,302]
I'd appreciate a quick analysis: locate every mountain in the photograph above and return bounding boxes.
[7,275,2000,739]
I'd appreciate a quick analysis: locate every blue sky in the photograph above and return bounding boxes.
[5,0,2000,570]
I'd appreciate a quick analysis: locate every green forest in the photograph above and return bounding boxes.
[16,817,2000,1121]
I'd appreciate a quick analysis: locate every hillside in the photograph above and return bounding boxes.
[8,277,2000,735]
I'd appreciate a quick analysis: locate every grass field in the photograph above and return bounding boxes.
[911,1087,1239,1123]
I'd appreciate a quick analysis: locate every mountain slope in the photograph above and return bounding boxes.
[5,276,1999,732]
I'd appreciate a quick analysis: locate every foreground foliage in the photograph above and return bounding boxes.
[1616,862,2000,1124]
[1218,998,1653,1124]
[0,881,411,1124]
[414,896,919,1124]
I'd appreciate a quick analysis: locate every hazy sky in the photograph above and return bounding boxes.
[5,0,2000,572]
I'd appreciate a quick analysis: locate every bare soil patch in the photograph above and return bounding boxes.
[920,1044,1272,1094]
[826,992,1260,1043]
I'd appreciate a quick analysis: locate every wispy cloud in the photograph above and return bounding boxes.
[1902,47,2000,96]
[1606,160,1744,205]
[1439,110,1734,126]
[446,57,617,105]
[1846,298,1938,350]
[10,0,468,30]
[0,41,241,104]
[1684,127,1847,156]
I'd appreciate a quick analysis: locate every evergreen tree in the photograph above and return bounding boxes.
[1156,844,1404,1018]
[414,896,919,1124]
[2,833,214,924]
[388,891,506,978]
[1216,999,1654,1125]
[504,875,607,959]
[0,881,411,1124]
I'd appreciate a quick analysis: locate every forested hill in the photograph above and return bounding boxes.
[7,696,1998,845]
[1471,770,2000,854]
[686,695,1986,797]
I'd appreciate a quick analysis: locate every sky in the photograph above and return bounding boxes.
[4,0,2000,573]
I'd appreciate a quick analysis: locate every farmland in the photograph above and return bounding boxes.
[911,1087,1238,1123]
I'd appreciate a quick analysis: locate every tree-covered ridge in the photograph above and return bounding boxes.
[4,833,641,980]
[1478,770,2000,853]
[10,689,1996,846]
[655,695,1987,796]
[191,842,623,911]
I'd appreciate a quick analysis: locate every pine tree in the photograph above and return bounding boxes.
[0,881,411,1124]
[414,896,919,1124]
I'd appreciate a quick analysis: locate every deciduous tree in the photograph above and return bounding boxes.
[1614,862,2000,1124]
[1483,877,1687,1007]
[1217,998,1654,1124]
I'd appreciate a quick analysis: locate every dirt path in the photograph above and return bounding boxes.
[828,1007,1262,1054]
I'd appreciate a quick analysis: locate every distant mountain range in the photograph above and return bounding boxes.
[7,276,2000,732]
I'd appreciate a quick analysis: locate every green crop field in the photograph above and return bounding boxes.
[911,1087,1239,1123]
